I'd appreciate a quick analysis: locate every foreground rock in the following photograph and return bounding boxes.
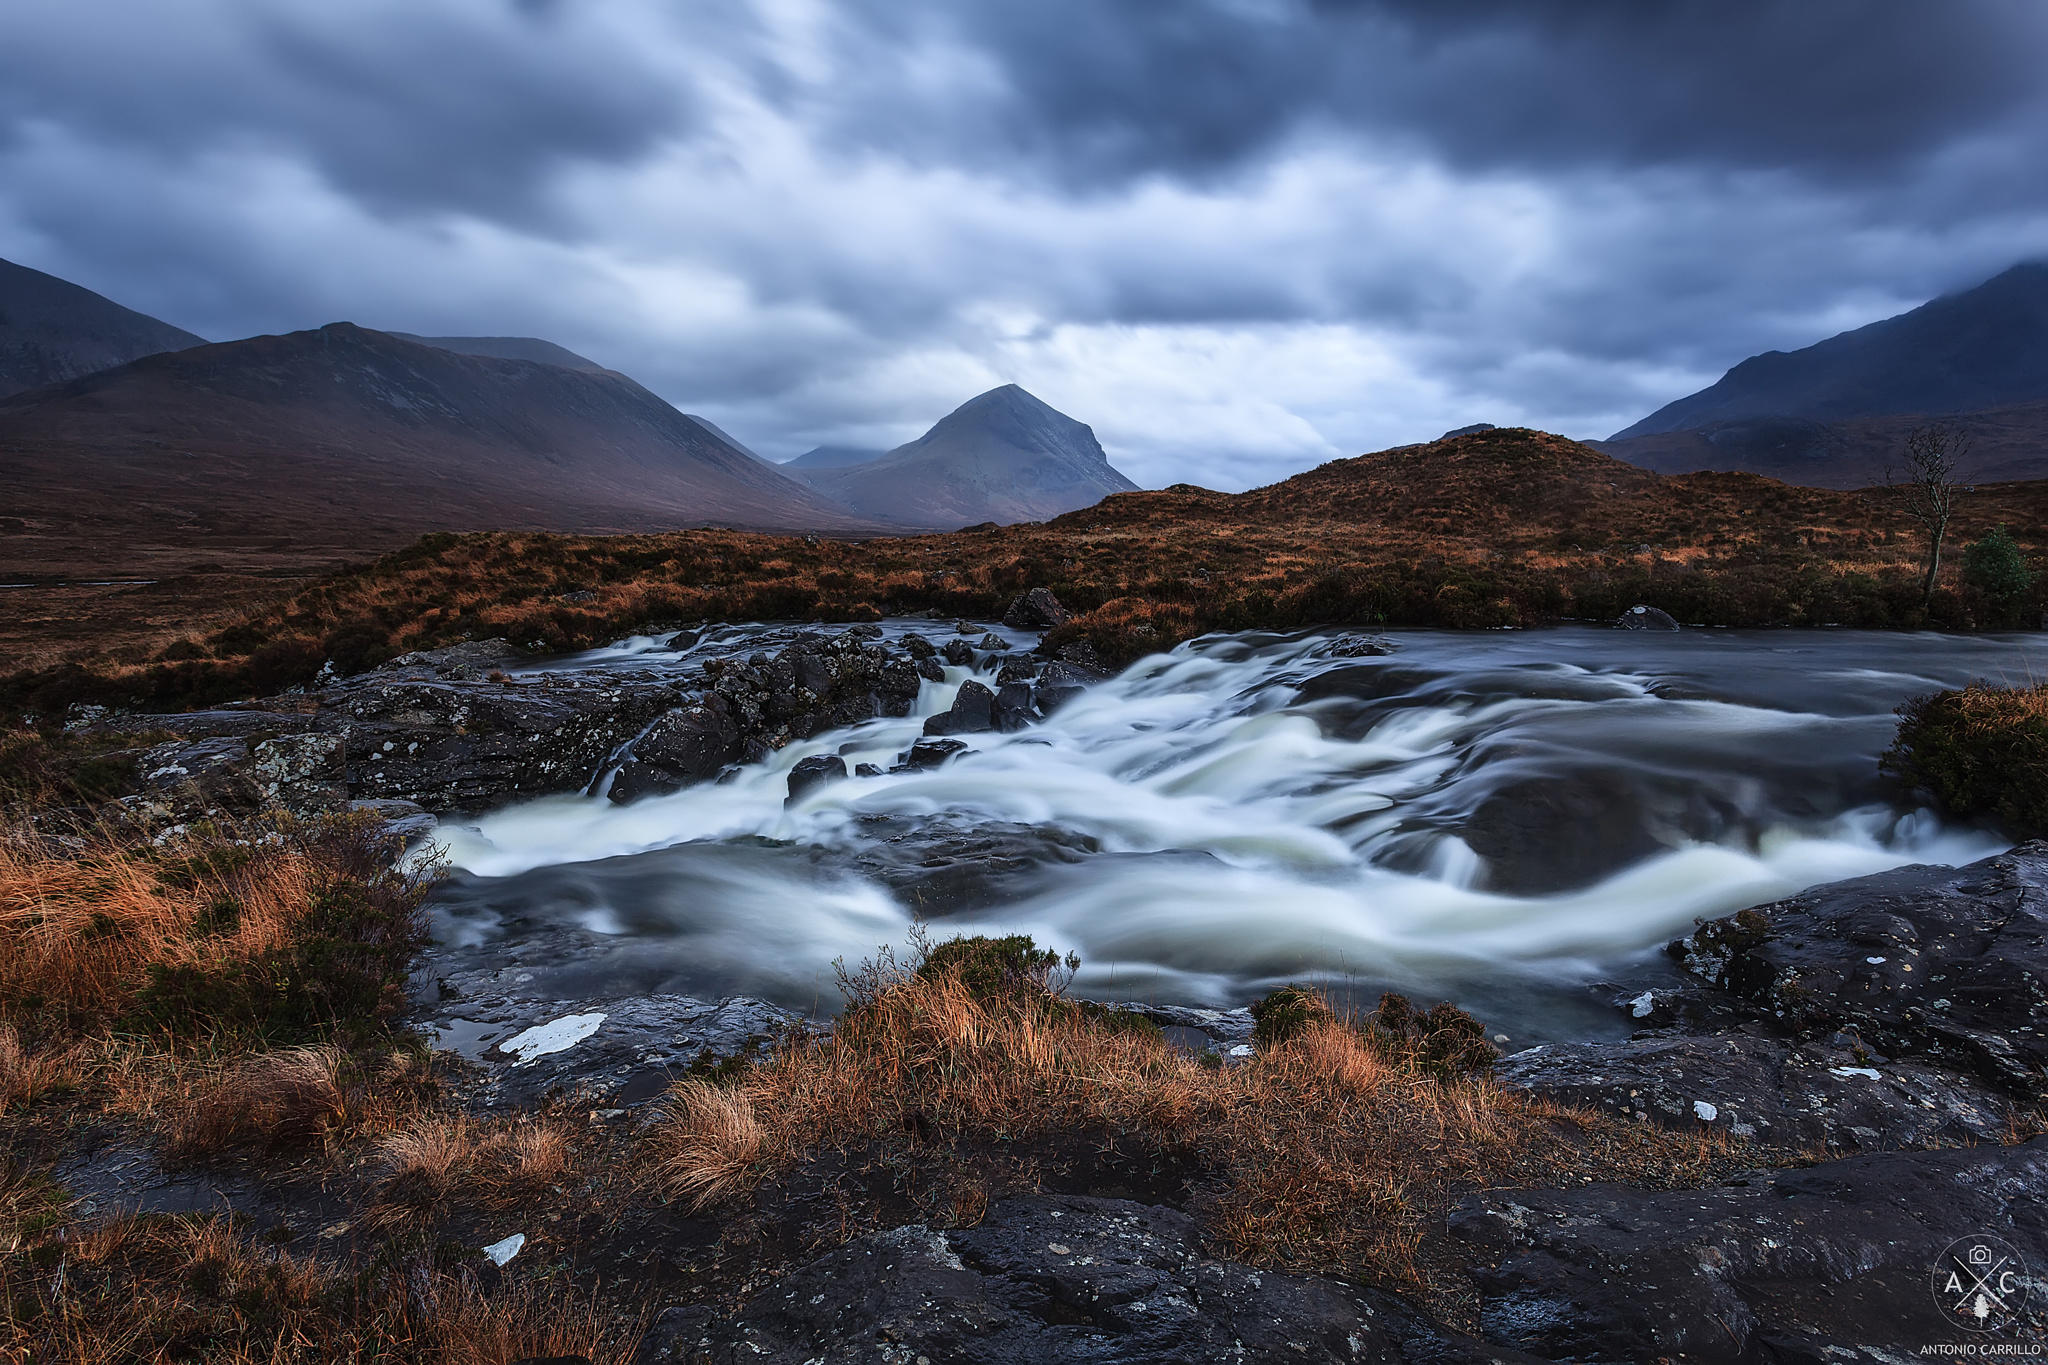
[1672,841,2048,1099]
[638,1194,1526,1364]
[1497,1032,2012,1150]
[1453,1139,2048,1358]
[1499,843,2048,1156]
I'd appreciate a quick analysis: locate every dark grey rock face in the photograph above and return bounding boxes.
[924,679,997,735]
[636,1194,1483,1364]
[785,754,847,803]
[606,704,740,803]
[1617,604,1680,630]
[1003,586,1073,630]
[333,661,681,812]
[413,972,804,1111]
[900,737,971,770]
[1671,842,2048,1099]
[1452,1139,2048,1360]
[1497,1032,2013,1151]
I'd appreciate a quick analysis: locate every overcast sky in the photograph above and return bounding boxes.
[4,1,2045,488]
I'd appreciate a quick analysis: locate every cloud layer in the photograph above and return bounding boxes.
[4,0,2045,488]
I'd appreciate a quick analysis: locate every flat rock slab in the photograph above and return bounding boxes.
[1498,1031,2014,1151]
[1453,1138,2048,1361]
[637,1193,1529,1364]
[413,984,805,1109]
[1672,842,2048,1098]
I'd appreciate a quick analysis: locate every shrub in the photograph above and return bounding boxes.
[1248,985,1334,1049]
[1364,993,1498,1079]
[915,933,1075,1004]
[1962,525,2038,627]
[1884,683,2048,838]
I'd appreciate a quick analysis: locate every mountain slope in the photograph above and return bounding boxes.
[1599,262,2048,487]
[784,444,888,473]
[0,322,888,565]
[1613,262,2048,438]
[391,333,606,373]
[0,256,207,398]
[802,385,1139,527]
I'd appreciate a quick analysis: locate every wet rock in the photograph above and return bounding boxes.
[92,708,322,740]
[1617,604,1680,630]
[610,635,922,802]
[848,817,1098,913]
[637,1194,1417,1364]
[992,681,1038,733]
[902,633,936,660]
[1002,587,1072,630]
[853,762,884,778]
[941,638,977,667]
[1321,633,1397,658]
[1452,1138,2048,1359]
[785,755,847,803]
[900,738,970,770]
[995,656,1039,685]
[347,798,439,854]
[1497,1032,2014,1150]
[414,987,805,1110]
[1054,640,1105,669]
[914,655,946,683]
[1669,842,2048,1098]
[977,632,1008,652]
[606,703,738,804]
[1035,659,1101,713]
[334,665,682,813]
[924,680,997,735]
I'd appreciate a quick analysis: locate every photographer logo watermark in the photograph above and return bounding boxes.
[1930,1235,2031,1335]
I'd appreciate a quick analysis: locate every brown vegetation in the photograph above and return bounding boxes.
[7,428,2046,715]
[649,936,1742,1286]
[1885,680,2048,838]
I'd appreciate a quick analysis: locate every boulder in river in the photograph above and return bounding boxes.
[1618,603,1680,630]
[785,754,848,803]
[1670,841,2048,1098]
[899,738,970,770]
[924,679,996,735]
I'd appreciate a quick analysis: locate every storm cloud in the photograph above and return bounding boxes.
[3,0,2044,489]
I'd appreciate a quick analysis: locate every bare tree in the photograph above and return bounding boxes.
[1890,424,1971,610]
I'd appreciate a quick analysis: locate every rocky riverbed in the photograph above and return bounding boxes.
[48,608,2048,1358]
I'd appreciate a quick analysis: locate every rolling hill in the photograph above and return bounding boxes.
[783,444,888,472]
[800,384,1140,527]
[0,256,207,399]
[390,333,607,373]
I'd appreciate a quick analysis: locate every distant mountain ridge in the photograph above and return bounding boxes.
[0,256,207,399]
[1601,262,2048,487]
[391,333,607,373]
[0,322,887,562]
[784,444,887,472]
[801,384,1140,527]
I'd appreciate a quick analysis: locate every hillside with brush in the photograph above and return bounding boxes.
[12,426,2045,711]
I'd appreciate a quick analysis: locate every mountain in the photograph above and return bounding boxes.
[1601,262,2048,487]
[391,333,606,373]
[799,385,1140,527]
[682,414,767,464]
[783,444,888,472]
[0,322,887,566]
[0,256,207,398]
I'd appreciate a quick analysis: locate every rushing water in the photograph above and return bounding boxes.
[422,625,2043,1042]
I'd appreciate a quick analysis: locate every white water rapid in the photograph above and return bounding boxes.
[423,624,2041,1040]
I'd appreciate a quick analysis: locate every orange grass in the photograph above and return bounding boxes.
[646,967,1736,1283]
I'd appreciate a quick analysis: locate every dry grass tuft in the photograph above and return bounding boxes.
[165,1044,349,1156]
[370,1114,581,1224]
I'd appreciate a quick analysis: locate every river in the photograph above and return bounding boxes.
[419,624,2043,1044]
